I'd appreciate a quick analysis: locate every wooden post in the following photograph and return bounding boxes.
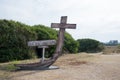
[51,16,76,60]
[42,47,45,61]
[38,46,48,62]
[28,40,56,62]
[37,16,76,68]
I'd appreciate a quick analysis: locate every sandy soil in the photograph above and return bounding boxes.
[6,53,120,80]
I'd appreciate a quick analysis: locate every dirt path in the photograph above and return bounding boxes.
[10,54,120,80]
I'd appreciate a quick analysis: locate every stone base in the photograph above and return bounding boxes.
[48,66,59,70]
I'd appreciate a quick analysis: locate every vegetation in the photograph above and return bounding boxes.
[32,25,78,57]
[77,39,104,53]
[103,45,120,54]
[117,44,120,49]
[64,33,79,53]
[31,25,57,57]
[0,20,37,62]
[0,19,78,62]
[0,19,105,63]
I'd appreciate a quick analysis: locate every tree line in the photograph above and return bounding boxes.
[0,19,104,62]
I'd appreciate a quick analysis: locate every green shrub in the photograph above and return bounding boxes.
[0,20,78,62]
[32,25,78,57]
[64,33,79,53]
[77,39,104,53]
[0,20,37,62]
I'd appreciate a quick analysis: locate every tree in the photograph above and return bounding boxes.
[32,25,57,57]
[0,20,36,62]
[64,33,78,53]
[77,38,104,53]
[0,19,78,63]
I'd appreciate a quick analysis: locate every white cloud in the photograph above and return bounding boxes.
[0,0,120,42]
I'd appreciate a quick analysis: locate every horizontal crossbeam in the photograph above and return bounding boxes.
[51,23,76,29]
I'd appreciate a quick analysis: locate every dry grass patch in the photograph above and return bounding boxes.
[69,61,87,66]
[103,46,120,54]
[0,53,100,80]
[0,59,40,80]
[54,53,100,67]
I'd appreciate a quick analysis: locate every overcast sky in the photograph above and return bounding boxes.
[0,0,120,42]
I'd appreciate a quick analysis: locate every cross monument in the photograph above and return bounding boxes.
[51,16,76,60]
[15,16,76,70]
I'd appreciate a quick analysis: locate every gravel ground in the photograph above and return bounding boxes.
[8,53,120,80]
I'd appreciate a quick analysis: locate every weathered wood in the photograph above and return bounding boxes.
[37,16,76,68]
[28,40,56,46]
[41,47,46,62]
[37,46,48,62]
[38,46,48,48]
[51,16,76,60]
[15,16,76,70]
[51,23,76,29]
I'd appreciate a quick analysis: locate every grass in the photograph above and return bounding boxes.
[103,46,120,54]
[0,59,39,80]
[0,52,120,80]
[54,53,99,67]
[0,61,20,71]
[0,53,99,80]
[0,61,20,80]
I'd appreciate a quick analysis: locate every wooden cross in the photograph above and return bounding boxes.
[51,16,76,56]
[15,16,76,70]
